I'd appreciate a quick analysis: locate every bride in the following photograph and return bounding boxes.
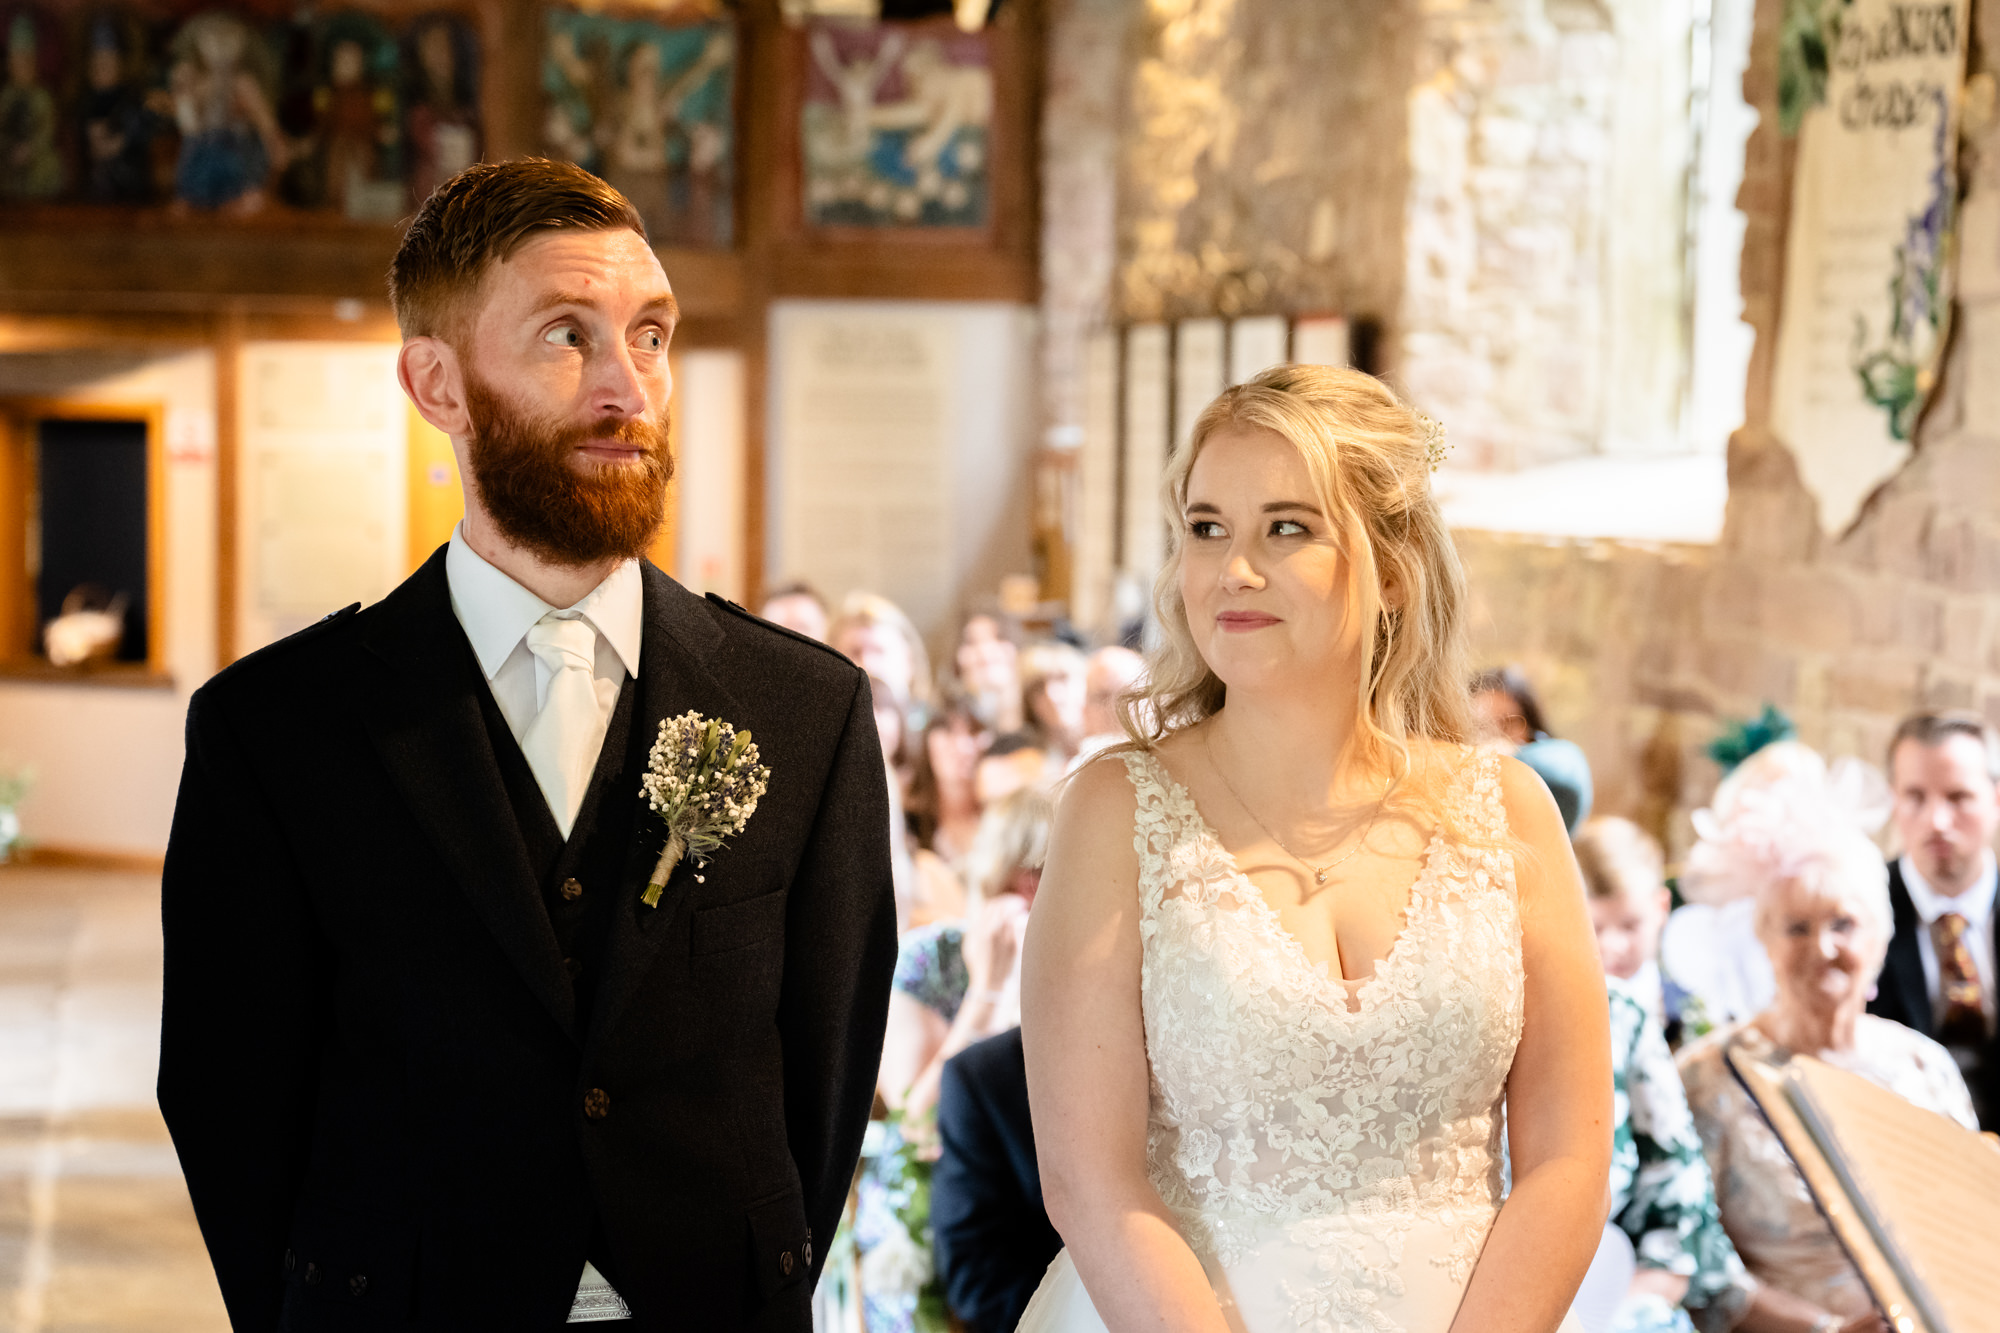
[1018,365,1611,1333]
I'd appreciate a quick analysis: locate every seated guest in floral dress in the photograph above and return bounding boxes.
[1676,745,1975,1333]
[1606,986,1745,1333]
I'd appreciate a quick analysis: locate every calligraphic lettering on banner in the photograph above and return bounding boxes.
[1770,0,1970,531]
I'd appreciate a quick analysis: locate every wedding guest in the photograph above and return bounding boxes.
[974,734,1047,809]
[1020,643,1088,765]
[958,613,1024,734]
[906,698,988,867]
[1578,816,1689,1038]
[1869,710,2000,1129]
[1470,664,1547,747]
[1472,665,1592,831]
[933,1026,1062,1333]
[869,672,922,934]
[877,788,1050,1121]
[854,791,1053,1331]
[1072,645,1146,762]
[760,580,829,643]
[1676,746,1973,1332]
[1605,987,1745,1333]
[832,591,934,716]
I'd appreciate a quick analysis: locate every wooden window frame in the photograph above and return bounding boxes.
[0,398,169,686]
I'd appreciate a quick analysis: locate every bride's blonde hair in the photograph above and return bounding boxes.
[1119,364,1475,801]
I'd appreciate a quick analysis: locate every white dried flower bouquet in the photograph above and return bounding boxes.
[638,711,772,908]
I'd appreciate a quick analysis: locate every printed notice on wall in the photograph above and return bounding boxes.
[768,301,1033,644]
[1770,0,1970,532]
[240,343,407,649]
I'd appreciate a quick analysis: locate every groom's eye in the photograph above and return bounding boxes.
[545,326,584,349]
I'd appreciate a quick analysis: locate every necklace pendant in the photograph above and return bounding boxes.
[1314,868,1329,885]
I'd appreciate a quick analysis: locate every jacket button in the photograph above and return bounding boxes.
[583,1088,610,1119]
[349,1274,368,1297]
[564,956,583,980]
[304,1262,321,1287]
[804,1239,814,1268]
[780,1251,794,1277]
[283,1249,296,1275]
[561,878,584,901]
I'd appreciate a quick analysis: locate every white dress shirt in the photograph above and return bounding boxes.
[1897,852,1998,1030]
[444,525,640,1322]
[446,526,642,806]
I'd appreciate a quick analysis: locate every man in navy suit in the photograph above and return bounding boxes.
[1868,710,2000,1129]
[932,1028,1063,1332]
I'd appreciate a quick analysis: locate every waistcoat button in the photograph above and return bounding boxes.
[583,1088,611,1119]
[561,878,584,901]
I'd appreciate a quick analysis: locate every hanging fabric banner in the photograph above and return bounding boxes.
[1770,0,1971,532]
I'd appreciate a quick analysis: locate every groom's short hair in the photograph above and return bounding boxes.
[389,159,646,345]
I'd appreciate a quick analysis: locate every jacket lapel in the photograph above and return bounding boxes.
[1882,860,1933,1037]
[587,565,742,1054]
[358,550,577,1040]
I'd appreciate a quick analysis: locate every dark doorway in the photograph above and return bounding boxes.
[35,419,150,663]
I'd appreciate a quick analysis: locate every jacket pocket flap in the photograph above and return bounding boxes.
[745,1186,810,1300]
[285,1216,417,1311]
[691,891,787,955]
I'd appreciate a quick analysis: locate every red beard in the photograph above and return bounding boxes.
[462,371,673,568]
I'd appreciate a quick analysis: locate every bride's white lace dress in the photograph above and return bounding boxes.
[1019,747,1565,1333]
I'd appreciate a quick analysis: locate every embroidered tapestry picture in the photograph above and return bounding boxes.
[542,9,734,247]
[799,19,991,230]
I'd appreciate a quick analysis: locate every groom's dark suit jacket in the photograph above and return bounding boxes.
[1866,859,2000,1130]
[159,549,898,1331]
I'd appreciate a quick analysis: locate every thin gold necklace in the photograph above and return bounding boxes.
[1205,729,1391,887]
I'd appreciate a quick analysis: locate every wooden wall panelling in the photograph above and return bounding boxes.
[216,307,244,668]
[0,409,29,662]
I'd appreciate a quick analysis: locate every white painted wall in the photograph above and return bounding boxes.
[673,349,749,602]
[0,352,217,857]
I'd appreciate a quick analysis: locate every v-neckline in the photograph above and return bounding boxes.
[1143,752,1447,1014]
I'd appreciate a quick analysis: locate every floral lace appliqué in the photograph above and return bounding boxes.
[1123,748,1524,1333]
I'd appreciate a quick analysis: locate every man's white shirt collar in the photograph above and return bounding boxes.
[445,525,642,680]
[1899,851,1999,928]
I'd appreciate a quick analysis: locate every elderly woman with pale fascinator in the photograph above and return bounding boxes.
[1674,743,1975,1333]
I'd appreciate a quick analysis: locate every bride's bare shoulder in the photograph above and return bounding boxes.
[1056,746,1146,822]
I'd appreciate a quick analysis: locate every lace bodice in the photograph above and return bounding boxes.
[1125,747,1525,1318]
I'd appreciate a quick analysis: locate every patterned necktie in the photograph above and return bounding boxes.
[1931,912,1988,1048]
[520,614,602,839]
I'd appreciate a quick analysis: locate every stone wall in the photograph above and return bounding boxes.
[1465,0,2000,857]
[1401,0,1701,469]
[1115,0,1420,324]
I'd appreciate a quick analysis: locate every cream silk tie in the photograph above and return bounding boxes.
[520,614,602,839]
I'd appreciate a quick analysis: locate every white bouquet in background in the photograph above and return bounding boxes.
[859,1223,932,1305]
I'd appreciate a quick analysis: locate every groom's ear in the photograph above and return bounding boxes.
[399,336,470,439]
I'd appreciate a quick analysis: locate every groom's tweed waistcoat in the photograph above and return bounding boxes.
[476,671,638,1043]
[478,670,641,1297]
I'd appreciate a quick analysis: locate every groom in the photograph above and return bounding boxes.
[159,160,898,1331]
